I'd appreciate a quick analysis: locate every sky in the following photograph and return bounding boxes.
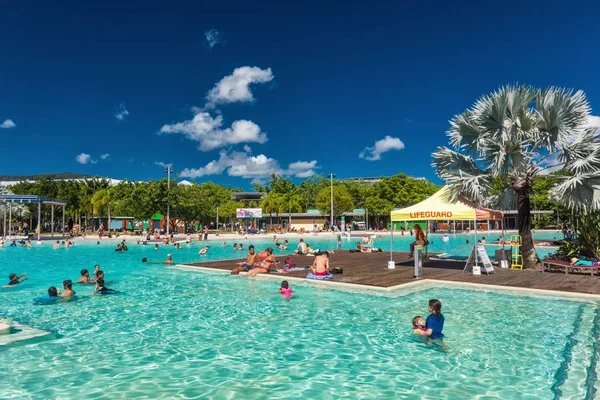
[2,0,600,188]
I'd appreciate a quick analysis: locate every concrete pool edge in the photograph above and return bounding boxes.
[175,263,600,302]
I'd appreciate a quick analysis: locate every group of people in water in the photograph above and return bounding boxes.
[6,263,116,301]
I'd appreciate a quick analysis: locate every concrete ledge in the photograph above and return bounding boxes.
[176,263,600,302]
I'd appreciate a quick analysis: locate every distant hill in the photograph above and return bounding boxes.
[0,172,92,181]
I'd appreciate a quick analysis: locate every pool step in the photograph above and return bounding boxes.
[0,321,54,346]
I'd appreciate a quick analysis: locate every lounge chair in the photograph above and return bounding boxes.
[541,259,599,276]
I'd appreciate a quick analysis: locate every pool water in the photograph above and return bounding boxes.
[1,242,599,398]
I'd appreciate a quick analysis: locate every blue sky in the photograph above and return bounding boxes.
[2,0,600,188]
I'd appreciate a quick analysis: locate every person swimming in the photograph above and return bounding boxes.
[94,278,116,295]
[7,273,28,286]
[154,244,159,250]
[278,280,293,298]
[164,254,174,265]
[199,246,210,255]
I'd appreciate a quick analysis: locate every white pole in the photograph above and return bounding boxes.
[474,218,478,267]
[3,201,6,239]
[166,168,171,238]
[37,202,41,241]
[330,173,334,230]
[8,202,12,237]
[390,220,394,262]
[62,205,66,239]
[51,205,54,237]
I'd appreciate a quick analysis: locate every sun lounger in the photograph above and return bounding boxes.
[541,260,599,275]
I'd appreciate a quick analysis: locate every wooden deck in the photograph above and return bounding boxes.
[183,251,600,295]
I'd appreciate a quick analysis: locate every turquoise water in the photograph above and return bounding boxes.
[2,241,595,399]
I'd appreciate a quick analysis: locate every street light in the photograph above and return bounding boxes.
[329,173,336,230]
[164,166,174,238]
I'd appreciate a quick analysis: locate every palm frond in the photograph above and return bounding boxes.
[447,110,483,152]
[487,187,517,210]
[535,87,591,148]
[550,174,600,211]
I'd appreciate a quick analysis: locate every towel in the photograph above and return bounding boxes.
[272,266,310,274]
[306,273,333,280]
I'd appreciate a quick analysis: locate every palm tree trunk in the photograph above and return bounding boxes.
[108,205,111,233]
[516,189,537,269]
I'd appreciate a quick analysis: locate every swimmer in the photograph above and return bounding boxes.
[199,246,210,255]
[175,243,181,249]
[95,269,105,283]
[442,234,449,242]
[278,280,293,298]
[53,241,60,249]
[239,244,244,250]
[142,257,148,263]
[94,278,116,295]
[221,241,227,247]
[96,241,100,245]
[154,244,159,250]
[61,280,76,298]
[164,254,174,265]
[6,273,28,287]
[233,243,238,250]
[186,234,191,244]
[47,286,59,297]
[77,269,92,284]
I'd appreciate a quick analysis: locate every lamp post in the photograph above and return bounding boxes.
[164,166,174,238]
[329,173,336,230]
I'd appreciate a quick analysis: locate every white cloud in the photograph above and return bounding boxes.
[76,153,92,164]
[179,150,318,180]
[204,29,224,49]
[114,103,129,121]
[160,111,267,151]
[0,119,16,129]
[243,144,252,153]
[154,161,173,168]
[587,115,600,134]
[100,153,110,160]
[359,135,405,161]
[205,66,274,108]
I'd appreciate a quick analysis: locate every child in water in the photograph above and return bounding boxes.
[413,299,445,340]
[7,273,28,286]
[278,281,293,298]
[412,316,426,333]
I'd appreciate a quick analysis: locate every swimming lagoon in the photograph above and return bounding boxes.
[0,237,591,399]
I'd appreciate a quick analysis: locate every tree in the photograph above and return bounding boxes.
[91,188,114,231]
[278,192,303,228]
[315,185,354,224]
[364,196,394,229]
[432,85,600,269]
[260,192,282,227]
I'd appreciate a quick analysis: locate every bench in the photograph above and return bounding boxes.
[542,260,599,276]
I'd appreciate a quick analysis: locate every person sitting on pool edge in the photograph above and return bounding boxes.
[311,252,330,276]
[7,273,28,286]
[408,224,427,258]
[231,245,259,275]
[247,248,276,277]
[295,239,308,255]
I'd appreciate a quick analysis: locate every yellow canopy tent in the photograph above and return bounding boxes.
[390,186,502,222]
[388,186,503,268]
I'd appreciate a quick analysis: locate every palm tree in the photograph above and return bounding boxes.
[92,188,114,232]
[260,192,281,228]
[278,192,304,230]
[432,85,600,269]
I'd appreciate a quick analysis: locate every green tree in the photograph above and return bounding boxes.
[315,185,354,224]
[364,196,394,229]
[278,192,303,228]
[260,192,282,227]
[432,85,600,268]
[91,188,114,230]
